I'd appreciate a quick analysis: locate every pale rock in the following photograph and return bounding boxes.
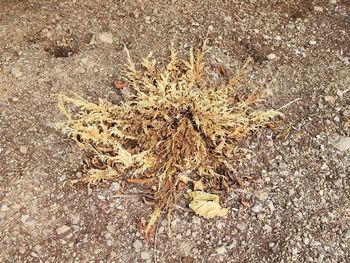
[255,191,268,201]
[267,200,276,212]
[21,214,29,224]
[141,251,151,260]
[251,204,262,213]
[342,228,350,239]
[1,205,9,212]
[71,214,80,225]
[215,246,227,255]
[224,16,232,22]
[257,213,265,220]
[106,224,115,233]
[334,179,342,188]
[179,241,194,256]
[133,239,143,251]
[264,224,272,233]
[329,135,350,152]
[321,163,328,170]
[56,225,70,235]
[236,223,247,231]
[19,146,28,154]
[313,6,324,12]
[11,66,23,78]
[110,182,120,192]
[309,40,317,45]
[97,194,106,200]
[98,32,114,44]
[267,53,277,60]
[324,96,336,104]
[292,247,298,255]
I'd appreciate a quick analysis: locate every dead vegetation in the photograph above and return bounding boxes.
[56,41,283,236]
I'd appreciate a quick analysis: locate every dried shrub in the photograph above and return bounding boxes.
[57,42,283,235]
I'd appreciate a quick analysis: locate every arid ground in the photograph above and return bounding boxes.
[1,0,349,262]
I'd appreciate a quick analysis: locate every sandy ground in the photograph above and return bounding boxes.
[1,0,349,262]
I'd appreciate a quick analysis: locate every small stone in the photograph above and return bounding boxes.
[333,116,340,122]
[313,6,324,12]
[21,214,29,224]
[19,146,28,154]
[257,213,265,220]
[324,96,336,104]
[255,191,268,201]
[1,205,9,212]
[133,239,143,251]
[215,246,227,255]
[267,200,276,212]
[236,223,247,231]
[19,246,26,254]
[144,16,151,24]
[11,66,23,78]
[329,135,350,152]
[224,16,232,22]
[97,194,106,200]
[98,32,114,44]
[342,228,350,239]
[110,182,120,192]
[267,53,277,60]
[179,241,194,256]
[334,179,342,188]
[71,214,80,225]
[34,245,41,253]
[208,25,214,31]
[141,251,151,260]
[309,40,317,45]
[264,224,272,233]
[329,0,336,4]
[321,163,328,170]
[251,204,262,213]
[56,225,70,235]
[107,239,113,246]
[227,240,237,249]
[106,225,115,233]
[292,247,298,255]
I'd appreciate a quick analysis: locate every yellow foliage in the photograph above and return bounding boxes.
[56,42,283,234]
[188,191,228,218]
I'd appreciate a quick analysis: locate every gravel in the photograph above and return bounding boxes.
[1,0,349,262]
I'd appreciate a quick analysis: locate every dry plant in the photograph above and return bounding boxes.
[56,41,283,236]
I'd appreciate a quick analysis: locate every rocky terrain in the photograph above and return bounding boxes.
[0,0,349,262]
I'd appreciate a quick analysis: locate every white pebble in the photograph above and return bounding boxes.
[267,53,277,60]
[215,246,227,255]
[251,204,262,213]
[140,251,151,260]
[56,225,70,235]
[313,6,324,12]
[98,32,113,44]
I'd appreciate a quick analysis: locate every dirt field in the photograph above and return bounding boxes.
[1,0,349,262]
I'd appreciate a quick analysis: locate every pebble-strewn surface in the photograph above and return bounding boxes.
[1,0,349,262]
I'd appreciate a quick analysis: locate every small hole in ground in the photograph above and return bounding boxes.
[46,45,76,58]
